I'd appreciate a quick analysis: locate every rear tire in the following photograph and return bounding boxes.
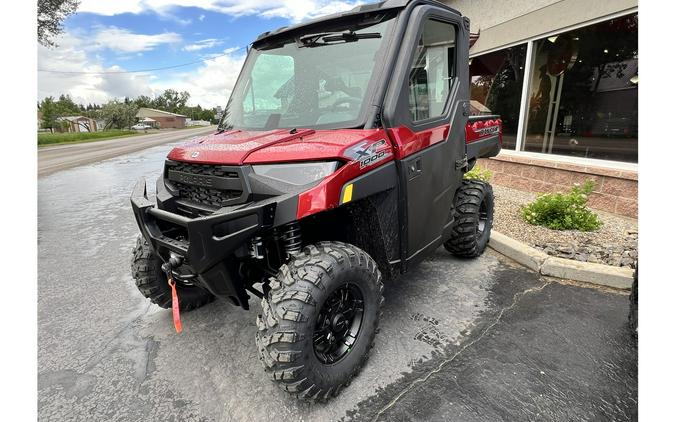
[255,241,384,401]
[131,235,215,311]
[444,180,494,258]
[628,264,638,335]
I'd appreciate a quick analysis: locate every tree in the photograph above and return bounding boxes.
[55,94,80,115]
[134,95,153,109]
[100,101,139,130]
[153,89,190,114]
[38,90,218,129]
[38,0,80,48]
[40,97,59,132]
[200,108,216,122]
[39,95,82,132]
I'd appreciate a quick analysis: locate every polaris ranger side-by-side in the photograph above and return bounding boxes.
[130,0,502,401]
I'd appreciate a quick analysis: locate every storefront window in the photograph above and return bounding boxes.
[470,44,527,150]
[522,13,638,162]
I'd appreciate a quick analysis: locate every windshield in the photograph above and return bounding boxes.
[219,14,396,131]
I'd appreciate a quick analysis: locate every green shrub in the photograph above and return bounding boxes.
[464,164,493,182]
[520,181,602,231]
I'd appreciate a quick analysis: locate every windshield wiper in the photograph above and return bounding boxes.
[298,31,381,48]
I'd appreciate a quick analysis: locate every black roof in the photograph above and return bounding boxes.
[252,0,462,47]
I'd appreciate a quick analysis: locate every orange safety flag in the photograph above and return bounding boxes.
[168,278,183,333]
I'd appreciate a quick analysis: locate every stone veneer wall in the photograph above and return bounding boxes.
[477,155,638,218]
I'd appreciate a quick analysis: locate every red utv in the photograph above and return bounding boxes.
[131,0,501,401]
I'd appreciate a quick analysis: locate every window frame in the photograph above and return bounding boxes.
[382,5,464,133]
[407,18,458,124]
[468,42,529,151]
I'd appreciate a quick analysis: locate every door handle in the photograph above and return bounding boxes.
[407,159,422,180]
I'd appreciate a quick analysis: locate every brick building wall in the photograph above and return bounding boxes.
[153,116,186,129]
[478,155,637,218]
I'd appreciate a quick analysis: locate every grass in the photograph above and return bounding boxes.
[37,130,140,146]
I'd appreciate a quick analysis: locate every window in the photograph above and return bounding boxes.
[221,14,396,130]
[408,19,456,122]
[470,44,527,150]
[243,54,295,116]
[522,13,638,163]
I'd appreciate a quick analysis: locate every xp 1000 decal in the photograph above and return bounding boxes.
[344,139,392,169]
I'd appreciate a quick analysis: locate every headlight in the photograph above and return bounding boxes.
[252,161,339,186]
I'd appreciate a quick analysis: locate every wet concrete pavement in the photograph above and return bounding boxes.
[38,125,215,176]
[38,142,637,421]
[359,281,637,421]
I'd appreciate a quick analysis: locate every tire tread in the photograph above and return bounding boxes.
[444,180,494,258]
[130,236,215,311]
[255,241,384,402]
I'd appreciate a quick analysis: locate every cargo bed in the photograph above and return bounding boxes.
[465,114,502,164]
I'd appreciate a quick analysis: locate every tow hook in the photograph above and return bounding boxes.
[161,253,185,334]
[161,253,184,274]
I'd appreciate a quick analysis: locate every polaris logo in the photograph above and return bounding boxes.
[191,151,200,158]
[169,171,214,187]
[476,126,500,136]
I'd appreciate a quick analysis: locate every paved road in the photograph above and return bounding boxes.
[38,143,637,421]
[37,125,216,177]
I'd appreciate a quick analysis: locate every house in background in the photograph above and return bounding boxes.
[138,117,159,128]
[56,116,98,133]
[94,118,107,131]
[136,108,187,129]
[186,119,212,127]
[37,110,45,131]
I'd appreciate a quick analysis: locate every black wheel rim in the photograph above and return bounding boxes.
[477,199,488,235]
[313,283,364,364]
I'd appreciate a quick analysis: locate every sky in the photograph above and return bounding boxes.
[38,0,364,109]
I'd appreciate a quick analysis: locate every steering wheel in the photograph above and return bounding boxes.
[331,97,361,110]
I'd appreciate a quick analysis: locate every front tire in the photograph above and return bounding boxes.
[255,242,384,401]
[131,235,215,311]
[444,180,494,258]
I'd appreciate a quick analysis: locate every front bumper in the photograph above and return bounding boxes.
[131,178,277,308]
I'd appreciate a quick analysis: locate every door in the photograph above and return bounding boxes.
[383,5,470,267]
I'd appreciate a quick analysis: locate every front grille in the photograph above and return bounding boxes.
[166,161,244,209]
[174,183,242,208]
[171,162,239,178]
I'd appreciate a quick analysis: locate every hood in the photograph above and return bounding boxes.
[167,128,387,165]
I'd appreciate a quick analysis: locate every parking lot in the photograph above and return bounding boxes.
[38,142,637,421]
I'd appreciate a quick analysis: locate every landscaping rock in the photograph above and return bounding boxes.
[492,185,638,269]
[575,253,588,262]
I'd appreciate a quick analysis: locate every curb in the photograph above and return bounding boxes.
[489,230,634,289]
